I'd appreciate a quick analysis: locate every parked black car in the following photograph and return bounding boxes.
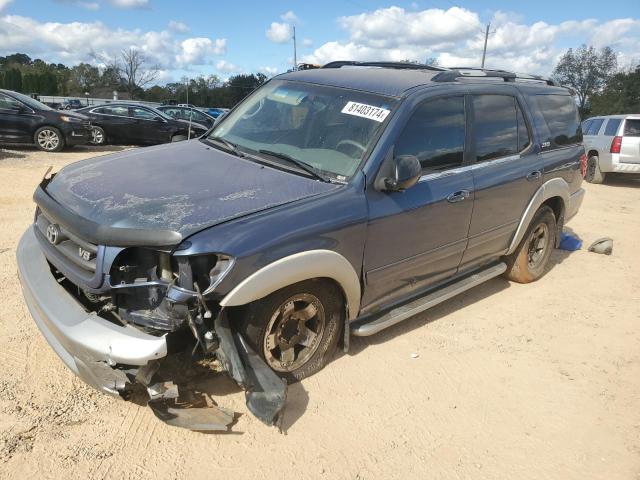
[77,103,208,146]
[157,105,216,129]
[0,89,91,152]
[17,63,585,428]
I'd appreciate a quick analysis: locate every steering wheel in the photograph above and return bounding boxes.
[336,139,367,157]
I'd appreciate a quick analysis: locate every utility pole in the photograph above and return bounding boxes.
[481,23,490,69]
[292,26,297,71]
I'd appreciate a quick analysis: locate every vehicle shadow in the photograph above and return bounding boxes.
[344,276,511,357]
[604,174,640,188]
[0,149,26,160]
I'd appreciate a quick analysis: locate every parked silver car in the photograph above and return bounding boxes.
[582,115,640,183]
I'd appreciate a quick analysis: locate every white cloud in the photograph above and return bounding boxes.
[0,0,13,11]
[168,20,190,33]
[0,15,227,70]
[302,38,313,47]
[177,37,226,64]
[260,66,278,76]
[266,22,292,44]
[216,59,241,72]
[281,10,298,23]
[302,7,640,75]
[109,0,148,8]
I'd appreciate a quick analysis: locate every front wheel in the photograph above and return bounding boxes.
[505,206,557,283]
[233,279,343,383]
[34,126,64,152]
[90,126,106,145]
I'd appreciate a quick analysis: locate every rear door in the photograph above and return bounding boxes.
[362,95,474,313]
[620,118,640,164]
[459,92,541,271]
[93,105,135,143]
[0,93,33,143]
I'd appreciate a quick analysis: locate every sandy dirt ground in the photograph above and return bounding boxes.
[0,144,639,480]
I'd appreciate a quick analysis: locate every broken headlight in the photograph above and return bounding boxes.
[196,254,235,295]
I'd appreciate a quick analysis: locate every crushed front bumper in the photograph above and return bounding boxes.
[17,227,287,430]
[16,227,167,395]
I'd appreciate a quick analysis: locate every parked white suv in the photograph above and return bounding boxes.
[582,115,640,183]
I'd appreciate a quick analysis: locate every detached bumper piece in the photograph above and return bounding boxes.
[215,311,288,426]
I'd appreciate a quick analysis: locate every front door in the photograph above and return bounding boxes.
[362,95,474,314]
[130,106,169,144]
[0,93,32,143]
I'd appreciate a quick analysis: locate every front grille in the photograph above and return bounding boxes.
[35,212,98,275]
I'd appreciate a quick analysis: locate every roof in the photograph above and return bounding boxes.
[277,67,441,97]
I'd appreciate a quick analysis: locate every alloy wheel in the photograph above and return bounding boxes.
[37,129,60,151]
[527,223,549,269]
[263,293,325,372]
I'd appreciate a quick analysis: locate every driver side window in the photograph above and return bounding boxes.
[395,96,466,174]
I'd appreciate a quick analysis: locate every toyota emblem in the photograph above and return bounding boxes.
[46,223,61,245]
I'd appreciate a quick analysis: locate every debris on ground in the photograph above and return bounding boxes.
[588,237,613,255]
[558,232,582,251]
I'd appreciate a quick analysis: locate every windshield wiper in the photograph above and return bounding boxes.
[208,136,245,157]
[257,149,330,182]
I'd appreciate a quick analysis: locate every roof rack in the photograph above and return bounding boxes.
[322,61,446,72]
[433,67,558,86]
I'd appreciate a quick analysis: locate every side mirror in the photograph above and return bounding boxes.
[383,155,422,191]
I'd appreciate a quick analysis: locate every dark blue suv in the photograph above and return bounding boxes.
[17,62,586,428]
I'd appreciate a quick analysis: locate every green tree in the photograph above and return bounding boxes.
[4,68,23,92]
[68,63,101,94]
[589,65,640,115]
[552,44,617,113]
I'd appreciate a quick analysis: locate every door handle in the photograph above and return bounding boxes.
[526,170,542,181]
[447,190,470,203]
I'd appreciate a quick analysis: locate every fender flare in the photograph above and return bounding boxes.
[506,177,569,255]
[219,250,361,320]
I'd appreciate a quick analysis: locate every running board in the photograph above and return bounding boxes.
[350,263,507,337]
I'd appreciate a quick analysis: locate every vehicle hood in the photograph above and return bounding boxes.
[44,140,340,243]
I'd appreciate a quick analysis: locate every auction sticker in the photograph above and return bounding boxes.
[341,101,390,122]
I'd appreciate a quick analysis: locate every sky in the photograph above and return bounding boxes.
[0,0,638,84]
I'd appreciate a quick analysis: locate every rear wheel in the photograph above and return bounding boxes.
[233,279,343,383]
[585,155,606,184]
[505,206,557,283]
[34,126,64,152]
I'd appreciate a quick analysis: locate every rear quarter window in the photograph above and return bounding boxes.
[532,94,582,149]
[624,119,640,137]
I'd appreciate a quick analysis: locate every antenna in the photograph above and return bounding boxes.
[293,26,297,71]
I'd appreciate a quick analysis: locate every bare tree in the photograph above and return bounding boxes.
[552,44,617,112]
[120,48,159,98]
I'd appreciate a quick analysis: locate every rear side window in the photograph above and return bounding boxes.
[586,118,604,135]
[624,119,640,137]
[533,94,582,148]
[604,119,622,136]
[472,95,528,162]
[102,106,128,116]
[0,93,22,110]
[395,96,465,173]
[582,119,593,133]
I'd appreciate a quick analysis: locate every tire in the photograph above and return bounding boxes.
[232,279,344,383]
[171,134,187,142]
[90,126,106,145]
[34,126,64,152]
[504,206,557,283]
[585,155,606,184]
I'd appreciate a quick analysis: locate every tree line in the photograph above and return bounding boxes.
[1,45,638,114]
[0,50,268,108]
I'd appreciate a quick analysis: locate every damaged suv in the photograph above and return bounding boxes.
[17,62,585,429]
